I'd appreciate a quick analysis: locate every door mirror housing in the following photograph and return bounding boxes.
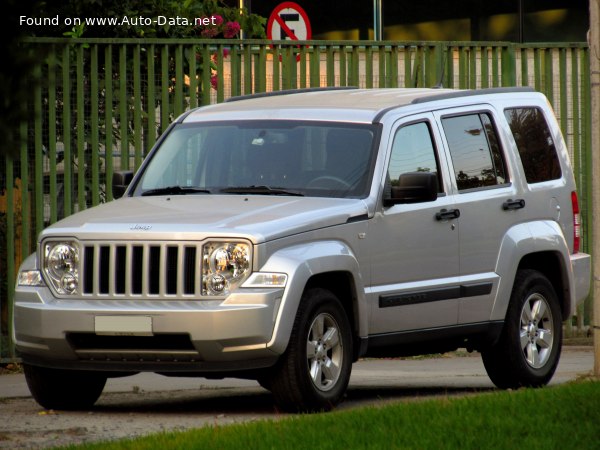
[112,171,134,199]
[384,172,438,206]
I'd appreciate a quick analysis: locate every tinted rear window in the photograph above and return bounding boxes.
[504,107,562,183]
[442,113,508,191]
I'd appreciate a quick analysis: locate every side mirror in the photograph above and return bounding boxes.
[384,172,438,206]
[112,171,134,199]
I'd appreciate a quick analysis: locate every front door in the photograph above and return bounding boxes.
[367,114,460,335]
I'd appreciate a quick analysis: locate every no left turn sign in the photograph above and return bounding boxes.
[267,2,312,42]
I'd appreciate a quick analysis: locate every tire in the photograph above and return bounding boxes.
[481,269,562,389]
[255,370,272,391]
[269,288,353,412]
[23,364,107,410]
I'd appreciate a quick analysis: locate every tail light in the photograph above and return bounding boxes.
[571,191,581,253]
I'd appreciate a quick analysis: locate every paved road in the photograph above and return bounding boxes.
[0,346,594,449]
[1,346,593,400]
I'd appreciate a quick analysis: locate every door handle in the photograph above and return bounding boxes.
[435,208,460,221]
[502,199,526,211]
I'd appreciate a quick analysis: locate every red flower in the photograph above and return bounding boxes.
[201,27,219,38]
[211,48,230,63]
[223,21,240,38]
[210,74,218,90]
[213,15,224,26]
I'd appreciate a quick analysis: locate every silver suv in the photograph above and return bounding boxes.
[14,87,591,412]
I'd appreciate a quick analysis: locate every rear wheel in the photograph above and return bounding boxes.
[23,364,107,410]
[269,288,353,412]
[482,269,562,389]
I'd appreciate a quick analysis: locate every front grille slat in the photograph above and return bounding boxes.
[132,245,143,295]
[81,242,203,299]
[184,247,197,295]
[115,246,126,294]
[93,245,101,294]
[167,246,178,295]
[149,246,161,295]
[83,246,95,294]
[99,246,110,294]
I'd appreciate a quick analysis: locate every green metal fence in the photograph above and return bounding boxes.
[0,38,592,360]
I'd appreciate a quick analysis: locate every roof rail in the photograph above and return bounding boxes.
[410,86,536,104]
[370,86,537,124]
[225,86,359,103]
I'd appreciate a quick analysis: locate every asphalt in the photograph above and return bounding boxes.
[0,346,594,400]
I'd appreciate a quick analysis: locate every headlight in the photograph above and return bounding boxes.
[202,241,251,296]
[43,241,80,295]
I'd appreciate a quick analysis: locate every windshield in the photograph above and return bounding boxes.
[133,121,377,198]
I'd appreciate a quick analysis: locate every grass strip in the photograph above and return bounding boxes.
[63,380,600,450]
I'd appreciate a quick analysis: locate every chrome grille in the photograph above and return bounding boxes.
[81,242,201,298]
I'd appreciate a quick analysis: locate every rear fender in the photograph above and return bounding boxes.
[492,221,572,321]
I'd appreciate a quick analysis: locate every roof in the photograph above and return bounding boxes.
[182,87,537,124]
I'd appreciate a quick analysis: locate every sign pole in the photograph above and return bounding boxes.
[373,0,383,41]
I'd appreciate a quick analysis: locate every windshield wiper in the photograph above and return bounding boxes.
[141,186,211,196]
[221,186,304,196]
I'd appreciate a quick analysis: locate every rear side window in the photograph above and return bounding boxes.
[504,107,562,183]
[442,113,508,191]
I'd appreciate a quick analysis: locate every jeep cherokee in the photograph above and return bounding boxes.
[14,87,591,412]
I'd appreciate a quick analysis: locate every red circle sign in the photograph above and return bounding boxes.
[267,2,312,42]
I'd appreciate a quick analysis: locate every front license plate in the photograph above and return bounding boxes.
[95,316,153,336]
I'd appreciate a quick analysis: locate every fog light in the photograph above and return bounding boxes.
[61,273,78,294]
[209,273,226,293]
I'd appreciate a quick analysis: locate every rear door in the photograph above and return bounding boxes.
[433,106,519,324]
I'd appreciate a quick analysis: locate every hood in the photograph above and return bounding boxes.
[42,195,369,243]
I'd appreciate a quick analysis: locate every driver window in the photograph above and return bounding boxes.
[388,121,442,192]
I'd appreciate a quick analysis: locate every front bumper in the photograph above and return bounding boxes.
[14,284,283,373]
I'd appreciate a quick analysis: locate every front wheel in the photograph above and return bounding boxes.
[269,288,353,412]
[481,269,562,389]
[23,364,107,410]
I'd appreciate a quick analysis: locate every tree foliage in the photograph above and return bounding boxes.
[1,0,267,161]
[1,0,46,159]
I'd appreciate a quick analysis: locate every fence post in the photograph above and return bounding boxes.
[430,43,445,88]
[501,43,517,87]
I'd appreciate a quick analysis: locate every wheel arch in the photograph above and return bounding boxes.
[517,252,570,320]
[305,271,362,360]
[262,240,367,355]
[493,221,573,322]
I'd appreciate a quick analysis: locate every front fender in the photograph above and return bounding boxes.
[259,240,366,355]
[492,220,572,321]
[18,252,38,272]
